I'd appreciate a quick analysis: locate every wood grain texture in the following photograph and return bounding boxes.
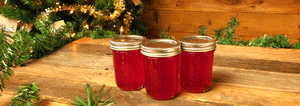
[141,10,300,43]
[1,37,300,105]
[140,0,300,43]
[141,0,300,14]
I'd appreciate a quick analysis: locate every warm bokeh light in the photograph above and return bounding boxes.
[70,10,74,14]
[120,26,124,33]
[71,33,76,37]
[84,24,89,29]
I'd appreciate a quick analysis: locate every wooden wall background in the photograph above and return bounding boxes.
[140,0,300,43]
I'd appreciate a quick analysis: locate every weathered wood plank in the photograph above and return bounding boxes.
[141,10,300,42]
[1,38,300,105]
[1,90,70,106]
[41,37,300,72]
[141,0,300,14]
[215,44,300,63]
[213,66,300,92]
[147,30,300,46]
[2,68,221,106]
[0,94,14,106]
[147,30,300,43]
[9,38,300,89]
[9,59,300,93]
[3,68,300,106]
[178,83,300,106]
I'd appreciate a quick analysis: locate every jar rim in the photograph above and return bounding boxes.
[110,35,146,51]
[179,35,216,52]
[141,39,181,57]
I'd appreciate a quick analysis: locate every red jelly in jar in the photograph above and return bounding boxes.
[110,35,146,91]
[179,36,216,93]
[141,39,181,100]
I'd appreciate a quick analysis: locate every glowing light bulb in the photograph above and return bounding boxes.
[120,26,124,35]
[71,33,76,37]
[120,26,124,32]
[84,24,89,29]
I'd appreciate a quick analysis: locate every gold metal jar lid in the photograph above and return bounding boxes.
[141,39,181,57]
[179,36,216,52]
[110,35,146,51]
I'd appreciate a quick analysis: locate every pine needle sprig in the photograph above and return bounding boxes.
[292,38,300,49]
[31,14,78,58]
[213,17,240,45]
[251,34,292,48]
[71,84,114,106]
[10,83,40,106]
[159,30,173,39]
[198,25,208,36]
[10,30,32,66]
[95,0,115,13]
[0,27,15,92]
[199,18,299,48]
[91,26,116,39]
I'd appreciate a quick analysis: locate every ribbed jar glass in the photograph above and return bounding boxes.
[179,36,216,93]
[110,35,146,91]
[141,39,181,100]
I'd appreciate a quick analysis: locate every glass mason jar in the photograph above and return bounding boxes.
[110,35,146,91]
[179,36,216,93]
[141,39,181,100]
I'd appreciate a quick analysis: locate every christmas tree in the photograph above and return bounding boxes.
[0,0,145,93]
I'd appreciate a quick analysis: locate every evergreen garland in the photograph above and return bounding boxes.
[251,34,291,48]
[90,26,117,39]
[198,18,300,49]
[0,0,146,94]
[0,27,14,92]
[0,18,78,92]
[0,0,58,23]
[0,0,146,34]
[292,38,300,49]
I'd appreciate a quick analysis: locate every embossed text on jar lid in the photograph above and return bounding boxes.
[179,35,216,52]
[110,35,146,51]
[141,39,181,57]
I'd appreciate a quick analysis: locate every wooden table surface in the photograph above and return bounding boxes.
[1,37,300,106]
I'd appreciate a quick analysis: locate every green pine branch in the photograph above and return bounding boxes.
[90,26,116,39]
[10,83,40,106]
[198,25,208,36]
[200,18,299,49]
[0,6,35,23]
[251,34,291,48]
[1,0,146,36]
[95,0,115,12]
[213,17,239,44]
[1,0,58,23]
[159,30,173,39]
[0,27,15,92]
[292,38,300,49]
[71,84,114,106]
[10,30,32,66]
